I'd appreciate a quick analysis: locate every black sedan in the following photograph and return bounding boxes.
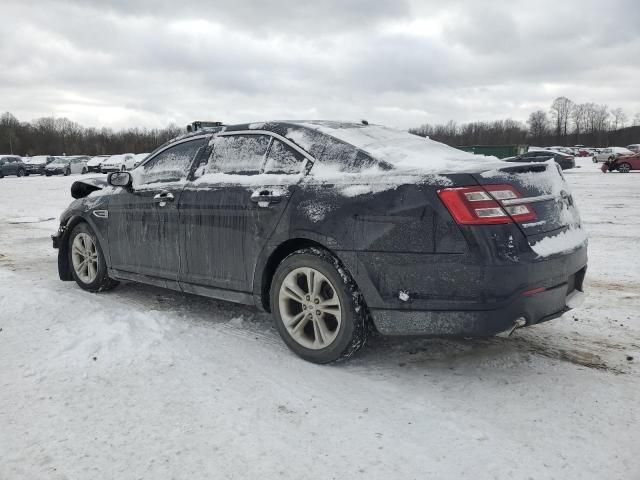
[504,150,575,169]
[52,121,587,363]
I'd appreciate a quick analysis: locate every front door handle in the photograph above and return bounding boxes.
[153,191,174,207]
[250,190,282,207]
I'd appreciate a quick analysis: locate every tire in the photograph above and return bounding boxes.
[68,222,118,292]
[45,172,51,176]
[64,168,71,176]
[82,167,87,174]
[592,157,598,163]
[270,248,368,364]
[618,162,631,173]
[17,168,25,177]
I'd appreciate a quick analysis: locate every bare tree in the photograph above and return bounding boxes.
[550,96,574,141]
[527,110,549,139]
[634,113,640,126]
[571,103,588,139]
[611,108,628,131]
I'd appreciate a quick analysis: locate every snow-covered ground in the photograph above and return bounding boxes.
[0,157,638,479]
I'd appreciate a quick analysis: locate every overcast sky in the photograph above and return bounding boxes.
[2,0,639,130]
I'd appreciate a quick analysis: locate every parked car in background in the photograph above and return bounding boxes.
[626,144,640,153]
[0,155,26,178]
[131,153,149,168]
[602,152,640,173]
[45,156,90,176]
[52,121,587,363]
[547,146,574,155]
[592,147,634,163]
[100,154,135,173]
[23,155,55,175]
[86,155,110,173]
[504,149,575,169]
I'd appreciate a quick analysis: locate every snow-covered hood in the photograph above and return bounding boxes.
[24,156,48,165]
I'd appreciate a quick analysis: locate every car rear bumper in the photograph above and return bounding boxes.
[370,265,586,335]
[352,241,587,336]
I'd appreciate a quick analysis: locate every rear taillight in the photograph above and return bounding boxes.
[437,184,537,225]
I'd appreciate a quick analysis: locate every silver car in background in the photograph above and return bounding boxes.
[592,147,633,163]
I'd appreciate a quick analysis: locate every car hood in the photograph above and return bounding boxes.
[71,177,107,199]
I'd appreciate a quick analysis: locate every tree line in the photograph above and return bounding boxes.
[0,112,183,156]
[410,98,640,147]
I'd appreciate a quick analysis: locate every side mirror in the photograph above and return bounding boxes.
[108,171,132,188]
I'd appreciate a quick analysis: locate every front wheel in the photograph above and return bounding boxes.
[592,157,598,163]
[17,168,25,177]
[68,222,118,292]
[82,167,88,174]
[271,248,368,364]
[64,168,71,176]
[618,162,631,173]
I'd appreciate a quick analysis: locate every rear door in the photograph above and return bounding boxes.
[179,132,307,292]
[107,137,207,281]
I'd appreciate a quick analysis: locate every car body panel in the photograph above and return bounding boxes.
[53,121,588,337]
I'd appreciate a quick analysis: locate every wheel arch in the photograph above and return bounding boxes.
[57,214,108,280]
[256,237,349,313]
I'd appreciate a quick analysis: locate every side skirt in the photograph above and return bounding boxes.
[108,268,256,306]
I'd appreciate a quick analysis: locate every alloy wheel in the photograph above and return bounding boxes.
[71,232,99,284]
[278,267,342,349]
[618,163,631,173]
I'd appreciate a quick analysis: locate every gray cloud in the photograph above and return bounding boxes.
[1,0,639,130]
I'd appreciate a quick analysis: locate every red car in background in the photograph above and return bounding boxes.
[602,152,640,173]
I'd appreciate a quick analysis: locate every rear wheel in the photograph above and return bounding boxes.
[592,157,598,163]
[618,162,631,173]
[271,248,368,364]
[81,167,88,174]
[68,222,118,292]
[64,167,71,176]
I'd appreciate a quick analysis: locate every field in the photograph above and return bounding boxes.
[0,157,638,479]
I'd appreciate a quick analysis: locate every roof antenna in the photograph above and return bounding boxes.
[361,119,369,125]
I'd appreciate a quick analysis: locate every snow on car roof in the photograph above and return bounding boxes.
[296,122,498,173]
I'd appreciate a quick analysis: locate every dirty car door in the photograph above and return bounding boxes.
[107,137,206,282]
[179,133,305,293]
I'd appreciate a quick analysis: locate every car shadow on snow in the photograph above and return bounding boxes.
[103,281,628,374]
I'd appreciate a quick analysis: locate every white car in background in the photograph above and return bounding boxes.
[100,153,135,173]
[592,147,634,163]
[131,153,149,168]
[86,155,110,173]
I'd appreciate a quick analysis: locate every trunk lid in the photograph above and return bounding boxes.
[472,161,581,239]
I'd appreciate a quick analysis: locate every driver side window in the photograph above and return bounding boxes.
[136,138,205,186]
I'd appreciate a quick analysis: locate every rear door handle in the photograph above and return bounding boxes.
[153,191,174,207]
[250,190,282,207]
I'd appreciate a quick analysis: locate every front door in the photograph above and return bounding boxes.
[107,137,207,281]
[179,133,307,293]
